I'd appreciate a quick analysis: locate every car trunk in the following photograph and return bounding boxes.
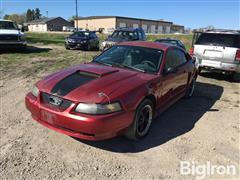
[194,33,239,64]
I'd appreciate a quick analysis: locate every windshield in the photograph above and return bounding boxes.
[110,31,137,40]
[94,45,163,73]
[0,21,18,30]
[196,33,240,48]
[71,31,90,37]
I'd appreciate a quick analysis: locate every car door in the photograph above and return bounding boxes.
[154,48,178,110]
[157,48,188,107]
[172,49,189,95]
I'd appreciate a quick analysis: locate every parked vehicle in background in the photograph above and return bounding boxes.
[65,31,99,50]
[100,27,146,51]
[25,42,197,141]
[0,20,27,50]
[155,38,186,50]
[190,29,240,81]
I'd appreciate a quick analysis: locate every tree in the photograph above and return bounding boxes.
[26,9,33,22]
[3,14,10,20]
[32,9,35,20]
[3,13,26,24]
[35,8,41,19]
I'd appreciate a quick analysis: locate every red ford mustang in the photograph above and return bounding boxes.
[25,41,197,141]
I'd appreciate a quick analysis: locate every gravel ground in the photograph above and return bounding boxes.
[0,46,239,180]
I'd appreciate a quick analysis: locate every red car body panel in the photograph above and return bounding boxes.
[25,42,197,140]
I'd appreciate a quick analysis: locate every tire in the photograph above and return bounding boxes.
[125,99,154,140]
[198,67,202,74]
[232,72,240,82]
[86,43,91,51]
[65,45,70,50]
[185,77,196,98]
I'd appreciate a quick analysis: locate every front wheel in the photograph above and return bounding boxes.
[125,99,154,140]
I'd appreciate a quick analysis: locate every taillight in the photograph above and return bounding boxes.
[189,47,194,56]
[235,50,240,61]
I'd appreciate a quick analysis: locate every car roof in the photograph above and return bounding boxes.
[118,41,173,51]
[0,19,14,22]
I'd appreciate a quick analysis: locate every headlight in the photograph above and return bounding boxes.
[31,86,39,97]
[81,40,87,43]
[102,41,106,47]
[75,102,122,115]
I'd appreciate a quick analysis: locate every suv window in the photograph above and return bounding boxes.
[164,49,187,70]
[196,33,240,48]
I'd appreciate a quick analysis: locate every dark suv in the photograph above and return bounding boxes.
[155,38,186,50]
[65,31,99,50]
[100,27,146,51]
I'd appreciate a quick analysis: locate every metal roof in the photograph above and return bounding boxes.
[76,16,173,24]
[26,17,64,24]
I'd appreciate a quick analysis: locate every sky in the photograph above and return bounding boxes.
[1,0,239,29]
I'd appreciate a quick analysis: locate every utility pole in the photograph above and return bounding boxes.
[75,0,78,31]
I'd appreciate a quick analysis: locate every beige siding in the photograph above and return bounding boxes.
[28,24,47,32]
[74,17,183,34]
[75,18,116,32]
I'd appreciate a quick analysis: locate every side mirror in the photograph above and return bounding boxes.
[192,56,196,64]
[163,67,178,75]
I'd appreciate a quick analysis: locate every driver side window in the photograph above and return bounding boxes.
[164,48,187,70]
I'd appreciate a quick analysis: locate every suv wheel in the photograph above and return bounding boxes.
[125,99,153,140]
[232,72,240,82]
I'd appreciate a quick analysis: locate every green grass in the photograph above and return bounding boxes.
[26,32,193,50]
[26,32,70,45]
[1,32,193,79]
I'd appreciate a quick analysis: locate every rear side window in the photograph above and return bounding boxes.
[196,33,240,48]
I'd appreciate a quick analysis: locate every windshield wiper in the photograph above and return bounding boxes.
[112,63,145,73]
[94,61,112,67]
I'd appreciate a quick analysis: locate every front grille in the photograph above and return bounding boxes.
[41,92,72,111]
[0,35,19,41]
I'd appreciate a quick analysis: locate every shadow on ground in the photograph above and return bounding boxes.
[75,81,223,153]
[0,46,52,54]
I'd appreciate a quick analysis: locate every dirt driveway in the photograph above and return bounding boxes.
[0,45,239,179]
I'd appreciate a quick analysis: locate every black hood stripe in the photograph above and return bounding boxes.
[51,71,97,96]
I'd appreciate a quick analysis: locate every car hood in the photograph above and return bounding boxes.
[0,29,21,35]
[37,63,153,103]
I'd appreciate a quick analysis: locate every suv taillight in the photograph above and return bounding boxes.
[189,47,194,56]
[235,50,240,61]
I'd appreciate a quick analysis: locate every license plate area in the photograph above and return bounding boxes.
[201,60,221,67]
[204,50,222,58]
[41,110,57,125]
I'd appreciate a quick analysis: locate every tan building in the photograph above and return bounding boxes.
[26,17,72,32]
[74,16,183,34]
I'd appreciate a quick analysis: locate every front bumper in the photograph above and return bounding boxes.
[25,92,134,140]
[65,41,87,49]
[198,59,240,73]
[0,41,27,49]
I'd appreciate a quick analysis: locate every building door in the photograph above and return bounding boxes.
[142,24,147,33]
[133,24,139,29]
[158,26,163,33]
[151,25,156,34]
[119,23,126,28]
